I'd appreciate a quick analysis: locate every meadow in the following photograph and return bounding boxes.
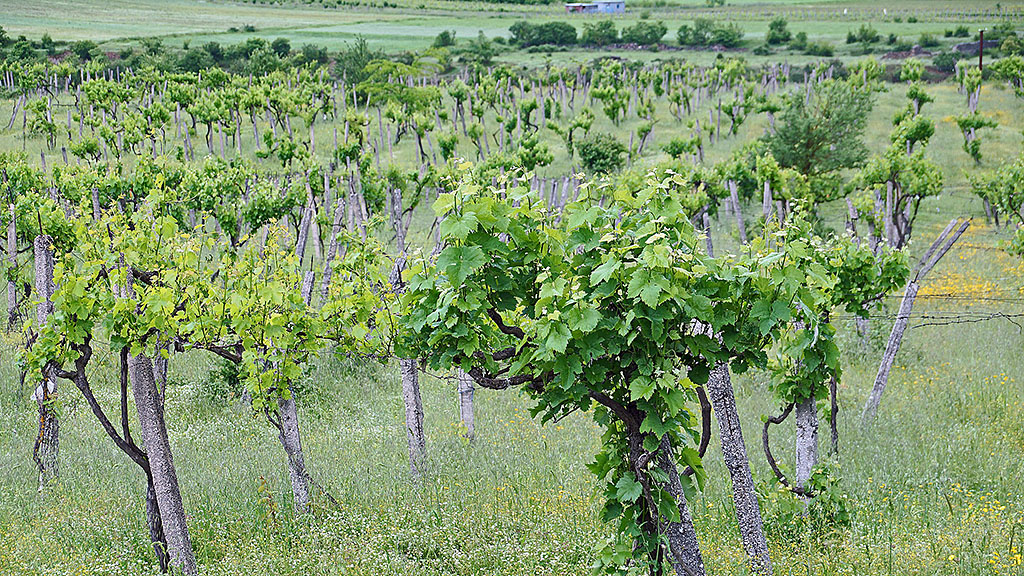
[1,1,1024,575]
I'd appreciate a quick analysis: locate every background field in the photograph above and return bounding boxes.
[2,1,1024,575]
[0,0,1018,53]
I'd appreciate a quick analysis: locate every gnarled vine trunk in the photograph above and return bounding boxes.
[145,476,171,573]
[654,435,705,576]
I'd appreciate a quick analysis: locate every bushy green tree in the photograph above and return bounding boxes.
[621,21,668,46]
[766,78,874,180]
[582,20,618,46]
[577,132,626,175]
[677,18,743,48]
[509,21,577,47]
[766,18,791,45]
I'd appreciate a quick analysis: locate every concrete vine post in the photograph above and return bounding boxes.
[32,234,59,488]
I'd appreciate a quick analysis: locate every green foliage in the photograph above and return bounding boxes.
[954,112,999,164]
[765,17,791,45]
[400,162,868,575]
[582,20,618,47]
[509,21,577,48]
[70,40,98,61]
[789,31,808,51]
[991,55,1024,97]
[620,21,667,47]
[677,18,744,48]
[804,41,835,57]
[918,33,940,48]
[576,132,626,175]
[766,78,874,179]
[459,31,495,66]
[335,36,383,84]
[846,24,880,45]
[973,151,1024,236]
[432,30,456,48]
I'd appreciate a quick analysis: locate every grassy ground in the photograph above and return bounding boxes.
[2,208,1024,575]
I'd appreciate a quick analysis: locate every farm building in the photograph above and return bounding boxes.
[565,0,625,14]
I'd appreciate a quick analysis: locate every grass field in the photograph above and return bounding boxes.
[0,0,1017,53]
[3,194,1024,575]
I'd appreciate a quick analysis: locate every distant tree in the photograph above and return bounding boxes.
[677,18,743,48]
[582,19,618,46]
[202,41,224,62]
[141,37,163,56]
[509,21,577,47]
[766,78,874,179]
[70,40,98,61]
[846,24,880,44]
[335,36,383,84]
[39,33,55,56]
[433,30,457,48]
[789,31,808,50]
[298,44,328,65]
[271,37,291,57]
[179,48,215,73]
[620,21,667,46]
[804,41,835,57]
[462,31,495,66]
[765,17,791,45]
[7,40,35,61]
[577,132,626,175]
[248,46,281,75]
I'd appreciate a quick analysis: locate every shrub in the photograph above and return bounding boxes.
[766,17,791,45]
[620,21,667,46]
[577,133,626,175]
[789,31,807,51]
[677,18,743,48]
[179,48,215,72]
[582,19,618,46]
[70,40,98,61]
[907,16,918,23]
[461,31,495,65]
[268,37,289,58]
[804,41,834,57]
[298,44,328,65]
[918,33,940,48]
[847,24,880,44]
[1001,35,1023,56]
[932,51,961,73]
[433,30,456,48]
[509,21,577,47]
[711,22,744,47]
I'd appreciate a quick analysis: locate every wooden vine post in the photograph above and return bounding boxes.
[862,219,970,424]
